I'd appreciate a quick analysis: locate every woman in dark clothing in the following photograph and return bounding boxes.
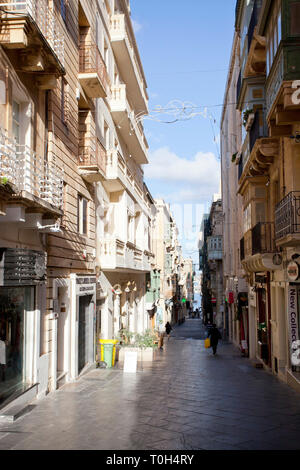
[207,323,222,355]
[165,322,172,340]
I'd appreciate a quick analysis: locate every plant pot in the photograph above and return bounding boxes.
[118,346,155,363]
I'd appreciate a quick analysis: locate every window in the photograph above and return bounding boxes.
[61,0,67,23]
[243,204,252,233]
[266,2,282,76]
[290,3,300,36]
[78,195,88,235]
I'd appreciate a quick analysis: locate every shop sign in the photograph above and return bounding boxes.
[228,292,234,304]
[288,286,299,366]
[287,262,299,282]
[286,261,299,282]
[0,248,46,286]
[211,298,217,303]
[76,275,96,294]
[255,275,267,284]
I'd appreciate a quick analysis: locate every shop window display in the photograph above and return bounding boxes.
[0,287,34,408]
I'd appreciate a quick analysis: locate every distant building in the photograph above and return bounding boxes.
[200,199,224,329]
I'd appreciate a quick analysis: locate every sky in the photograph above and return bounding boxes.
[130,0,237,265]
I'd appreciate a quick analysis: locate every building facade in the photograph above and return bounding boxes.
[222,0,300,391]
[152,199,187,329]
[0,0,156,411]
[200,199,224,330]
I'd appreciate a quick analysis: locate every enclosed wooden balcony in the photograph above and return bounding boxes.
[238,110,279,187]
[78,43,110,99]
[207,236,222,261]
[238,129,279,190]
[243,3,266,79]
[240,222,282,273]
[275,192,300,247]
[0,0,64,83]
[78,138,107,183]
[266,50,300,123]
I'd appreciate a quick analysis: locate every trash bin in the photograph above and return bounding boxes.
[99,340,118,368]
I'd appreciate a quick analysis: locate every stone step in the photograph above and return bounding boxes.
[0,384,38,423]
[0,403,34,423]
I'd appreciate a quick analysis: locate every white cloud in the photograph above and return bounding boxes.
[144,147,220,201]
[132,19,142,33]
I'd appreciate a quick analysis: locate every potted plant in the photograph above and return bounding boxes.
[231,152,238,163]
[117,328,158,363]
[242,108,254,129]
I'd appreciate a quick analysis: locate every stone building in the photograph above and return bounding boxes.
[0,0,155,412]
[222,0,300,391]
[200,198,224,329]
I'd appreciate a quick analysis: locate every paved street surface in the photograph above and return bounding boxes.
[1,318,300,450]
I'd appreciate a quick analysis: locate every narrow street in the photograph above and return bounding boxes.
[1,319,300,451]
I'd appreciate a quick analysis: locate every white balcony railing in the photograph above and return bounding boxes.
[0,128,64,209]
[99,238,151,272]
[106,150,146,207]
[0,0,64,66]
[110,14,147,108]
[110,84,148,161]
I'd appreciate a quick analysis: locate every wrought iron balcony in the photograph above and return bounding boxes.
[79,43,110,98]
[275,192,300,242]
[78,138,107,183]
[0,128,63,210]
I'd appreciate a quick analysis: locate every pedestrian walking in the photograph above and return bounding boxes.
[157,322,165,350]
[207,323,222,355]
[165,321,172,340]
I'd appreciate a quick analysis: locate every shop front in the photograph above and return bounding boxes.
[70,274,96,379]
[287,281,300,375]
[0,248,46,409]
[237,292,249,356]
[256,285,269,364]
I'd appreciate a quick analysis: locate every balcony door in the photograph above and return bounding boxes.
[11,85,32,193]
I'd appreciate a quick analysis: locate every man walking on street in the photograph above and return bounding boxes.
[207,323,222,355]
[165,321,172,340]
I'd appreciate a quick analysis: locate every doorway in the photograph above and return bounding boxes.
[78,295,92,374]
[57,287,69,381]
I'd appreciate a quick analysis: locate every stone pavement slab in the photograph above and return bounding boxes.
[0,319,300,450]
